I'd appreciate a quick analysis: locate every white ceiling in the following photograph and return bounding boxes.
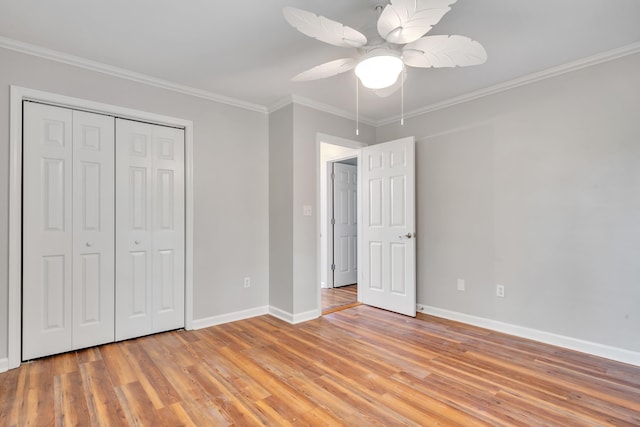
[1,0,639,123]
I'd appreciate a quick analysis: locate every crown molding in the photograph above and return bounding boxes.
[269,94,377,127]
[378,41,640,127]
[0,36,268,114]
[4,35,638,127]
[267,96,295,114]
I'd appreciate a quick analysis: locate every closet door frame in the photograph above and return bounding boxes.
[8,86,195,370]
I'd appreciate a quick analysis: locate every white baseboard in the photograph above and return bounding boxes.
[191,304,321,331]
[268,306,321,324]
[292,308,321,324]
[418,304,640,367]
[268,306,293,323]
[192,305,269,330]
[0,358,8,373]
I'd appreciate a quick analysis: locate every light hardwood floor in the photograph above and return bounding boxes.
[321,284,359,314]
[1,305,639,426]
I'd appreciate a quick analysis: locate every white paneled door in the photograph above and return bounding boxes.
[72,110,116,350]
[22,102,186,360]
[115,118,185,341]
[22,102,115,360]
[361,137,416,317]
[332,162,358,287]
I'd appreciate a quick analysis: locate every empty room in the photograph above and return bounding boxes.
[0,0,639,425]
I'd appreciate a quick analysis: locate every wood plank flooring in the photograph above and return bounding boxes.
[2,305,639,426]
[321,284,358,314]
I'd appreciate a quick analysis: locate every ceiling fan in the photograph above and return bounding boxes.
[283,0,487,93]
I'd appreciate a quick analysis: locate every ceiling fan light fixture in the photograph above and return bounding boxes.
[284,3,487,93]
[355,53,404,89]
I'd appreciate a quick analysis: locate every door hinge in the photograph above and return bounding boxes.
[331,218,335,225]
[331,264,335,271]
[331,172,335,180]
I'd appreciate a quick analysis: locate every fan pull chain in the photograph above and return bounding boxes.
[356,76,360,136]
[401,67,405,126]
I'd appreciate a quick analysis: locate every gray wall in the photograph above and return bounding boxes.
[4,40,637,362]
[377,52,640,352]
[268,105,294,313]
[267,103,374,317]
[0,47,270,359]
[292,104,374,314]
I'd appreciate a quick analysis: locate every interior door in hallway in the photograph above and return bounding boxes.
[360,137,416,317]
[332,162,358,287]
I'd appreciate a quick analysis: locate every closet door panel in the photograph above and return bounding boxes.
[116,119,153,340]
[152,127,185,332]
[23,103,185,359]
[72,110,115,349]
[22,102,74,360]
[116,119,185,339]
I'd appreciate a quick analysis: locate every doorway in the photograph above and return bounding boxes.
[317,134,417,318]
[318,135,364,314]
[324,158,359,313]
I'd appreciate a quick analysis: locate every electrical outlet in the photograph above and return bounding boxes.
[457,279,465,291]
[244,277,251,288]
[496,284,505,298]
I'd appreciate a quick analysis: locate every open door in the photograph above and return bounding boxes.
[332,162,358,287]
[361,137,416,316]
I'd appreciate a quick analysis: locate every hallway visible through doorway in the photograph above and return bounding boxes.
[321,285,359,314]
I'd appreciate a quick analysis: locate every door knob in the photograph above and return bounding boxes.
[135,240,141,245]
[399,233,416,239]
[85,242,92,247]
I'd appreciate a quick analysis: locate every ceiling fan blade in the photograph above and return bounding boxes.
[378,0,457,45]
[292,58,358,82]
[374,68,408,98]
[403,35,487,68]
[283,7,367,48]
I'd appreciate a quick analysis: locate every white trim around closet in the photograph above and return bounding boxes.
[7,85,195,370]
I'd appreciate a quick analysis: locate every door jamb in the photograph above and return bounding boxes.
[8,86,195,370]
[327,161,335,289]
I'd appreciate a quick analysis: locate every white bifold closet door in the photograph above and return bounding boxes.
[115,118,185,341]
[22,102,115,360]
